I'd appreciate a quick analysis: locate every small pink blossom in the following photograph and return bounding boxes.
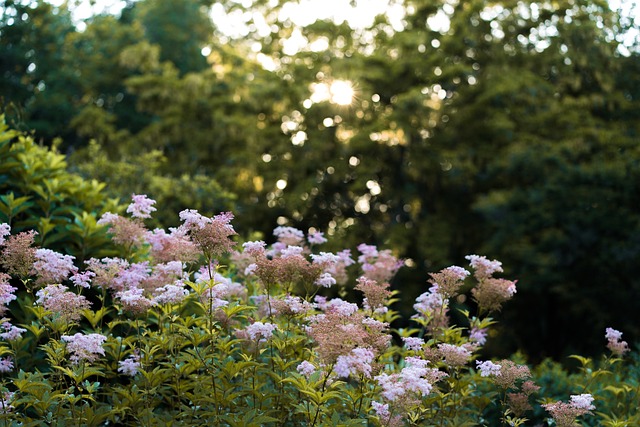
[118,353,141,376]
[315,272,336,288]
[273,226,305,246]
[0,230,37,278]
[126,194,156,219]
[178,209,211,229]
[70,271,95,289]
[358,244,403,283]
[476,360,502,377]
[297,361,316,378]
[335,347,375,378]
[97,213,147,247]
[281,245,304,258]
[116,286,156,314]
[146,227,199,263]
[437,343,472,367]
[465,254,503,278]
[0,357,13,373]
[244,322,277,341]
[469,327,488,346]
[153,281,189,305]
[371,401,390,419]
[35,284,91,321]
[0,322,26,341]
[242,240,266,255]
[0,273,17,315]
[0,223,10,246]
[61,333,107,364]
[0,391,13,414]
[402,337,425,351]
[570,394,595,411]
[308,231,327,244]
[605,327,629,356]
[321,298,358,316]
[375,358,445,402]
[543,394,595,427]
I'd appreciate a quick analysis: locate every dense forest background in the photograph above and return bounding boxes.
[1,0,639,362]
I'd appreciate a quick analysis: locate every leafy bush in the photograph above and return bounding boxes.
[68,140,237,229]
[0,116,121,262]
[0,194,637,426]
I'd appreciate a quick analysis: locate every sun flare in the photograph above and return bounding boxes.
[329,80,355,106]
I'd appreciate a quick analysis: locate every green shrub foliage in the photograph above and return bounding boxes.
[0,195,637,426]
[0,116,121,262]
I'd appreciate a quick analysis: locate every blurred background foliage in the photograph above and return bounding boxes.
[1,0,639,362]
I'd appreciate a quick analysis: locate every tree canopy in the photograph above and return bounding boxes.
[1,0,639,360]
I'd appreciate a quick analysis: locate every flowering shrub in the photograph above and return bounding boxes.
[0,195,637,426]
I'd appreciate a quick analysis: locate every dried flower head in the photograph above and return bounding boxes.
[355,276,392,312]
[471,277,517,313]
[97,213,147,247]
[0,230,37,278]
[428,266,470,298]
[179,210,237,259]
[146,227,199,263]
[35,284,91,322]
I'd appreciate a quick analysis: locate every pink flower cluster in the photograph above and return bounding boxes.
[118,353,141,376]
[126,194,156,219]
[0,230,37,278]
[179,210,237,259]
[0,322,26,341]
[355,276,392,313]
[33,249,78,285]
[0,357,13,373]
[605,327,629,356]
[357,244,403,284]
[413,284,448,331]
[375,357,447,404]
[477,359,531,389]
[466,255,516,313]
[307,300,390,365]
[97,212,147,247]
[427,265,470,298]
[0,273,17,316]
[146,227,198,263]
[542,394,595,427]
[243,321,277,341]
[0,223,10,246]
[273,226,305,246]
[296,360,316,378]
[61,333,107,364]
[35,284,91,321]
[334,347,375,378]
